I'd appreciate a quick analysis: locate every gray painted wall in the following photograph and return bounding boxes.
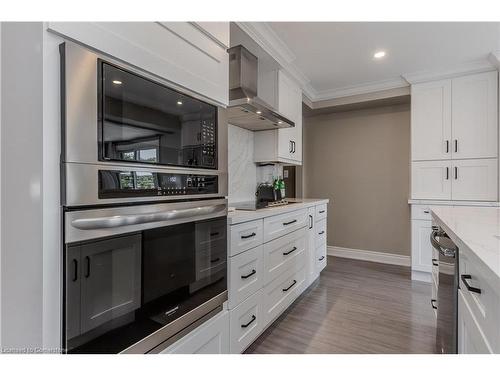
[304,104,411,256]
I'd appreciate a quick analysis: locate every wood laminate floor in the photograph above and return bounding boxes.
[245,256,437,354]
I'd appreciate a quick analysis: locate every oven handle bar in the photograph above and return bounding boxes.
[71,204,227,230]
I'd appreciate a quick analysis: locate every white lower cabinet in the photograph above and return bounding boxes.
[411,219,433,275]
[160,310,230,354]
[263,227,306,285]
[225,202,328,353]
[228,245,263,309]
[229,290,263,354]
[458,290,493,354]
[262,265,306,327]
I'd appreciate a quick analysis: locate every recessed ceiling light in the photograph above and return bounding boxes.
[373,51,386,59]
[256,110,262,114]
[278,121,283,124]
[177,100,183,105]
[112,80,122,85]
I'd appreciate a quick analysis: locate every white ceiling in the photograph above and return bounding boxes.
[265,22,500,101]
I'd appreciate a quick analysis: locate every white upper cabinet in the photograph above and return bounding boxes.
[451,158,498,201]
[47,22,229,105]
[411,71,499,201]
[451,71,498,159]
[412,160,452,200]
[411,79,452,161]
[254,70,303,165]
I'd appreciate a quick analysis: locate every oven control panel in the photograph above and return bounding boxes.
[98,170,218,199]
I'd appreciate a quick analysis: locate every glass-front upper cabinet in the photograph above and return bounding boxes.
[99,62,217,169]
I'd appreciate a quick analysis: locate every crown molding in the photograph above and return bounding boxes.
[488,51,500,69]
[237,23,499,105]
[236,22,316,101]
[312,77,409,102]
[402,59,496,84]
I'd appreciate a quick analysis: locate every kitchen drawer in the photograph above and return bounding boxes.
[263,227,306,285]
[315,204,327,222]
[262,265,306,327]
[431,276,438,318]
[228,245,263,309]
[315,242,327,274]
[229,290,263,354]
[411,205,434,221]
[315,218,327,248]
[459,249,500,352]
[263,209,308,243]
[458,289,493,353]
[159,310,229,354]
[230,219,263,257]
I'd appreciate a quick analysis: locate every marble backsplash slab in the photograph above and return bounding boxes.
[228,124,284,204]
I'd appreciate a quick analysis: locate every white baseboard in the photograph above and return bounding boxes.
[327,246,411,267]
[411,270,432,283]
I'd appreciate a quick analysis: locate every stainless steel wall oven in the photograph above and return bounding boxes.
[60,42,228,353]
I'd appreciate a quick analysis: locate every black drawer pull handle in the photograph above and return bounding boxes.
[431,299,437,309]
[461,275,481,294]
[432,258,438,266]
[241,315,256,328]
[72,259,78,282]
[423,210,430,214]
[241,269,256,279]
[210,232,220,237]
[282,279,297,292]
[309,215,313,229]
[319,210,325,214]
[84,256,90,278]
[283,219,297,226]
[318,256,325,261]
[283,246,297,256]
[241,232,256,239]
[318,231,325,235]
[210,257,220,264]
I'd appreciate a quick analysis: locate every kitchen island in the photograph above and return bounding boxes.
[431,206,500,354]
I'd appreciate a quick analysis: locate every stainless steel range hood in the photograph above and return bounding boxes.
[227,45,294,131]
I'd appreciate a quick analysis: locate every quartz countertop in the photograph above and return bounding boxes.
[431,206,500,280]
[228,198,330,225]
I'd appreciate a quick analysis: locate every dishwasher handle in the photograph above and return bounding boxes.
[430,228,457,258]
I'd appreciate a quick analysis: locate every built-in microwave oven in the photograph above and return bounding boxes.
[60,41,228,207]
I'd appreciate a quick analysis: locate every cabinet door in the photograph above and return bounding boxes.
[80,234,142,334]
[306,207,316,284]
[411,79,452,161]
[411,220,433,273]
[458,290,493,354]
[452,71,498,159]
[161,310,229,354]
[411,160,452,199]
[277,70,302,162]
[451,159,498,201]
[66,245,82,340]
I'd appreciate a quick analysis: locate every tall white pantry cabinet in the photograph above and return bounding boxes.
[410,70,499,281]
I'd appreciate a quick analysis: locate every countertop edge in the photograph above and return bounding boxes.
[409,199,500,207]
[228,198,330,225]
[431,209,500,281]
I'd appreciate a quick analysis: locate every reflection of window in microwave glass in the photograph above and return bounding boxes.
[135,171,156,190]
[119,172,134,189]
[138,148,157,162]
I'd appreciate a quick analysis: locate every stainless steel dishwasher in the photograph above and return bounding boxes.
[430,226,459,354]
